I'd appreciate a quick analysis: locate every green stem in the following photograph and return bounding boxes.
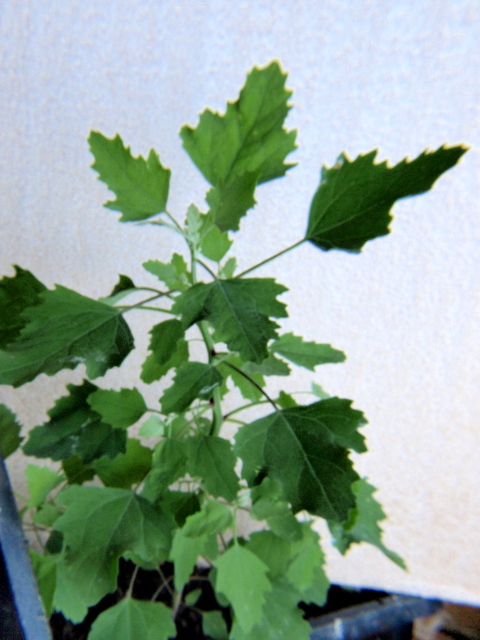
[235,238,306,278]
[189,244,223,437]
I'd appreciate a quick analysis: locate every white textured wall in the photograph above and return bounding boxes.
[1,0,479,605]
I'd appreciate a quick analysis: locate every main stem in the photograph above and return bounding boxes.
[190,245,223,437]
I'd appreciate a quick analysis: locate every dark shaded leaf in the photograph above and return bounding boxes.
[160,362,222,414]
[306,145,468,252]
[0,404,22,458]
[0,266,46,348]
[187,436,240,501]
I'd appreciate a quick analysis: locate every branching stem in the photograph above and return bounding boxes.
[235,238,306,278]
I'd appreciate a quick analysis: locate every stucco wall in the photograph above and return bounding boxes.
[1,0,479,605]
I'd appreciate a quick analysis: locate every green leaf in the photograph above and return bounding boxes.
[199,223,233,262]
[173,278,287,363]
[29,550,58,617]
[92,439,152,489]
[205,172,258,232]
[311,382,330,399]
[246,530,291,577]
[141,319,188,384]
[138,414,165,438]
[250,478,302,542]
[182,500,232,537]
[328,478,406,569]
[142,438,189,499]
[33,502,63,527]
[0,404,22,458]
[88,598,176,640]
[202,610,229,640]
[0,266,46,348]
[181,62,296,231]
[276,391,298,409]
[233,418,269,485]
[143,253,191,291]
[0,286,134,387]
[216,544,272,632]
[230,578,312,640]
[87,387,147,429]
[286,524,328,604]
[270,333,346,370]
[170,529,205,592]
[306,145,468,252]
[160,362,223,414]
[243,354,290,377]
[23,381,126,463]
[100,275,137,306]
[88,131,171,221]
[26,464,64,507]
[218,257,237,279]
[157,491,201,527]
[62,455,95,484]
[187,436,240,501]
[54,486,173,617]
[255,399,367,520]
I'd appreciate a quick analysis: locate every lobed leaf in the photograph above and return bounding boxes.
[328,478,406,569]
[92,439,152,489]
[0,286,134,387]
[23,381,126,463]
[270,332,345,370]
[160,362,223,414]
[89,131,171,221]
[0,266,46,348]
[215,544,272,632]
[306,145,468,252]
[0,404,22,458]
[88,598,176,640]
[173,278,287,363]
[180,61,296,230]
[187,436,240,501]
[54,486,174,618]
[87,387,147,430]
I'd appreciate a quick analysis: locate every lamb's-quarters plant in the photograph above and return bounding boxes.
[0,61,467,640]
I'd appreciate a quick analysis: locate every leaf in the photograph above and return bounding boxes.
[246,530,291,577]
[243,354,290,377]
[157,491,201,527]
[142,438,189,499]
[170,529,205,591]
[218,356,265,402]
[328,478,406,569]
[87,387,147,429]
[100,275,137,306]
[270,333,346,370]
[253,399,367,520]
[0,286,134,387]
[0,266,46,348]
[88,131,171,221]
[0,404,22,458]
[62,455,95,484]
[181,62,296,231]
[233,418,270,485]
[182,500,232,537]
[250,478,302,542]
[230,578,312,640]
[160,362,223,414]
[202,610,229,640]
[187,436,240,501]
[173,278,287,363]
[143,253,191,291]
[199,223,233,262]
[23,381,126,463]
[54,486,173,616]
[88,598,176,640]
[138,414,165,438]
[92,439,152,489]
[141,319,188,384]
[26,464,64,507]
[306,145,468,252]
[215,544,272,632]
[286,524,328,603]
[29,550,58,617]
[276,391,297,409]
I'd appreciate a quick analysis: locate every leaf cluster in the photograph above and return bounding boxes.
[0,61,466,639]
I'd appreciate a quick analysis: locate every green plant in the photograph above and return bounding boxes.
[0,61,467,640]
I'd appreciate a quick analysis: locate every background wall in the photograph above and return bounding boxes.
[1,0,479,605]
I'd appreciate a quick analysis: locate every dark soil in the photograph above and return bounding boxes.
[48,558,389,640]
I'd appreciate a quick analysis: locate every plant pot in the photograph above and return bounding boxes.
[0,454,52,640]
[308,590,442,640]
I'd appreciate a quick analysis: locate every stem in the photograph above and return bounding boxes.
[235,238,306,278]
[126,565,140,598]
[223,399,269,421]
[222,361,279,411]
[195,258,217,279]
